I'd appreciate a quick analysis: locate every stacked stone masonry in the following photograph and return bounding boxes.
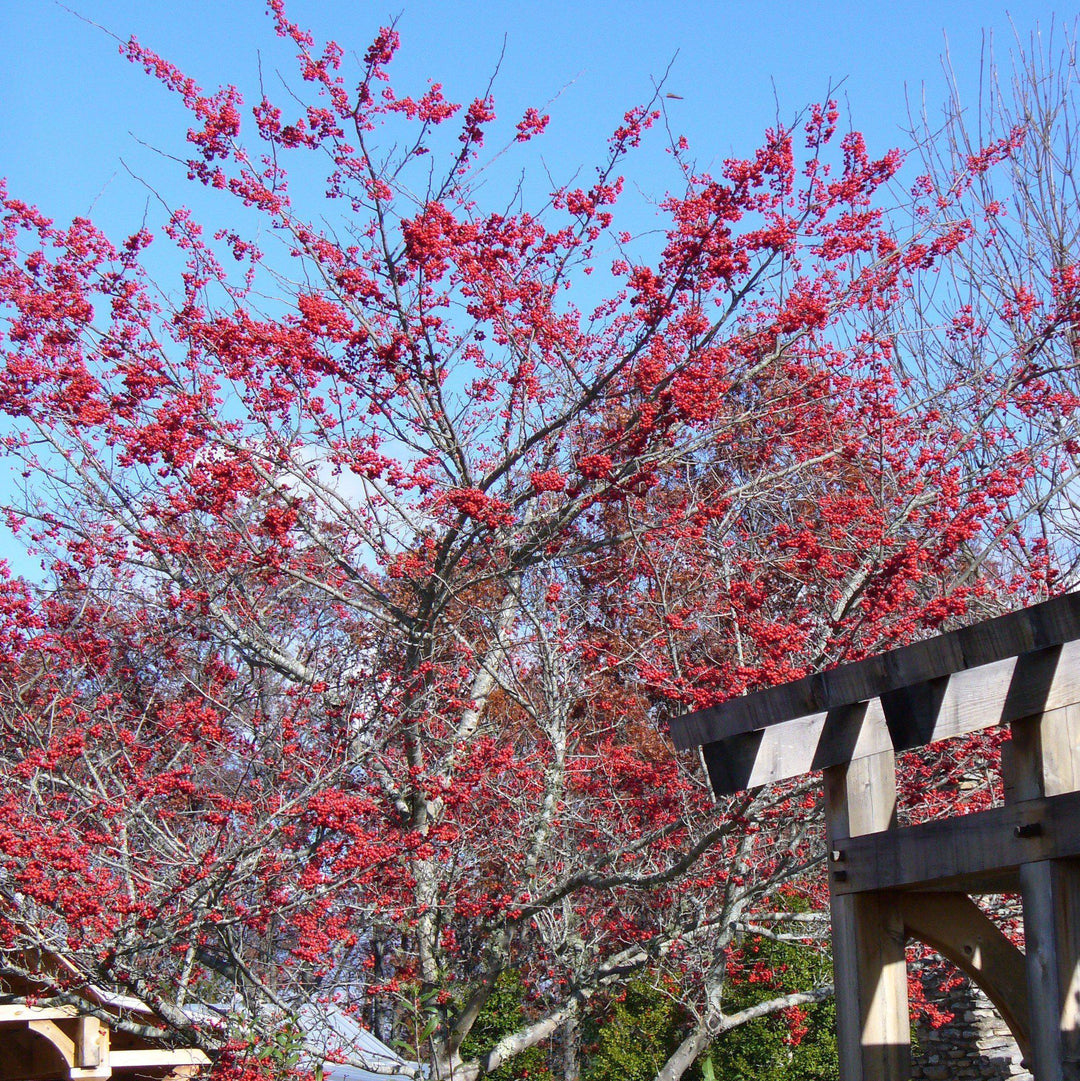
[910,972,1031,1081]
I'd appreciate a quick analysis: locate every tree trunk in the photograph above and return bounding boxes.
[562,1013,580,1081]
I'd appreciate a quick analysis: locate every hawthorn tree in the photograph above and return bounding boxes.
[1,7,1079,1081]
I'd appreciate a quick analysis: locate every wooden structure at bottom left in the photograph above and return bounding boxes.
[0,967,209,1081]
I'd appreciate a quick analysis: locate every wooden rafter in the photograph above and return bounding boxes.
[671,590,1080,750]
[670,593,1080,795]
[0,1003,209,1080]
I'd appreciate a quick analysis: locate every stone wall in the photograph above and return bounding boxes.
[910,973,1030,1081]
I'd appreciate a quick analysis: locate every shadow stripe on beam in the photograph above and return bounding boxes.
[671,591,1080,751]
[700,641,1080,794]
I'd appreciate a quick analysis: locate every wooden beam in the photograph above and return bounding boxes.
[702,699,891,795]
[671,591,1080,751]
[880,643,1076,750]
[700,641,1080,794]
[828,789,1080,895]
[0,1004,79,1022]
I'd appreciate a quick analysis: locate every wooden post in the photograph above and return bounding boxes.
[72,1014,111,1081]
[75,1015,101,1068]
[1007,704,1080,1081]
[824,748,909,1081]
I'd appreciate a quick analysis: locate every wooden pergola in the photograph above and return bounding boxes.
[670,592,1080,1081]
[0,1003,209,1081]
[0,958,209,1081]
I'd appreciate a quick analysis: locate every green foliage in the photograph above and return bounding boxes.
[231,1016,325,1081]
[583,977,687,1081]
[707,931,837,1081]
[581,931,837,1081]
[461,970,554,1081]
[466,934,837,1081]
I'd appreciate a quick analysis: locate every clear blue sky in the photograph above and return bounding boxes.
[0,1,1071,236]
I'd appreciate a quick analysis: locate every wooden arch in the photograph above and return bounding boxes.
[670,592,1080,1081]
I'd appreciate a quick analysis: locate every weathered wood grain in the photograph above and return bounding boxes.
[829,789,1080,895]
[700,641,1080,794]
[671,591,1080,751]
[825,752,909,1081]
[897,892,1030,1062]
[703,699,891,795]
[1007,705,1080,1079]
